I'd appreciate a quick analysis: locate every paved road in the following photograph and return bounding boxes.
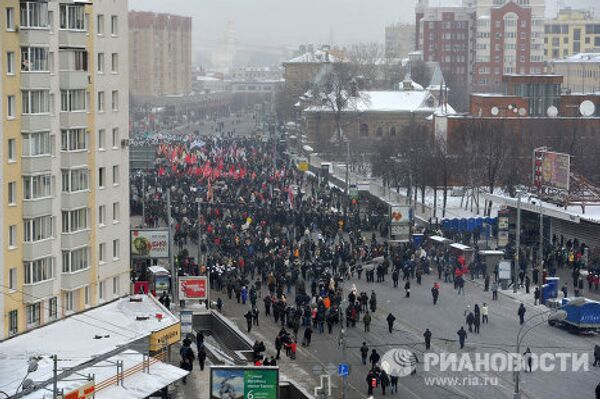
[212,269,600,399]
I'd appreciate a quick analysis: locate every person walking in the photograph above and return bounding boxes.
[518,303,526,325]
[390,375,399,394]
[534,287,541,306]
[523,347,533,373]
[466,311,475,333]
[473,304,481,334]
[457,326,467,349]
[245,310,254,333]
[491,281,498,300]
[379,369,390,395]
[366,370,376,396]
[369,349,380,369]
[275,335,282,360]
[593,344,600,367]
[423,328,432,350]
[431,283,440,305]
[404,281,411,298]
[179,342,195,384]
[198,344,207,371]
[363,311,372,333]
[303,326,313,347]
[360,342,369,365]
[481,303,489,324]
[386,313,396,333]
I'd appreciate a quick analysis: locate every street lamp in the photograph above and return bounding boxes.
[513,309,567,399]
[514,190,523,293]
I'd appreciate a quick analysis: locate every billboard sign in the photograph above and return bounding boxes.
[131,229,169,258]
[498,260,512,280]
[179,276,208,300]
[533,149,570,191]
[210,366,279,399]
[390,205,412,241]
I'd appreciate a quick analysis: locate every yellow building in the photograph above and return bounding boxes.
[544,9,600,61]
[1,0,130,340]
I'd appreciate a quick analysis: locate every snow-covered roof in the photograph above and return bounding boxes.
[305,90,449,113]
[553,53,600,63]
[286,49,339,64]
[0,296,179,398]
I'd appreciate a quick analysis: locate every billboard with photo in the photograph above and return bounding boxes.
[178,276,208,300]
[130,229,169,258]
[210,366,279,399]
[533,149,570,191]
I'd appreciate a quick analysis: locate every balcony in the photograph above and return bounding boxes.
[23,279,56,304]
[59,70,90,90]
[61,229,90,250]
[22,113,51,132]
[58,29,88,48]
[23,197,53,219]
[21,72,51,89]
[23,238,54,261]
[61,190,89,210]
[60,111,88,129]
[22,155,52,175]
[19,27,51,46]
[60,150,88,169]
[61,268,91,291]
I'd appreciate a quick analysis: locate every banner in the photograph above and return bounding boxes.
[390,205,412,242]
[210,367,279,399]
[179,276,208,300]
[533,149,570,191]
[131,229,169,258]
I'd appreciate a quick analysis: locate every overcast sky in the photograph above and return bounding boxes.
[129,0,600,49]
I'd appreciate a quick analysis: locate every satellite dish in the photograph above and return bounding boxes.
[518,107,527,117]
[513,107,518,113]
[579,100,595,117]
[491,106,499,116]
[508,104,513,110]
[547,106,559,118]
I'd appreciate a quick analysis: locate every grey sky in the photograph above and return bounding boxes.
[129,0,415,49]
[129,0,600,50]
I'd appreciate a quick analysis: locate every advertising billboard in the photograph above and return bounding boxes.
[390,205,412,242]
[130,229,169,258]
[179,276,208,300]
[210,367,279,399]
[533,149,570,191]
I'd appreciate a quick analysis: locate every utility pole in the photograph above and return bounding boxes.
[514,194,522,293]
[538,201,544,297]
[141,173,145,228]
[167,190,177,302]
[52,354,58,399]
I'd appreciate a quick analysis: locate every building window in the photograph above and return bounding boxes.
[111,15,118,35]
[23,174,52,200]
[113,276,119,295]
[112,201,120,222]
[376,127,383,137]
[112,239,119,260]
[26,303,41,327]
[98,167,106,188]
[111,90,118,111]
[359,123,368,137]
[20,1,49,28]
[59,4,85,30]
[97,91,104,112]
[24,256,55,284]
[21,47,49,71]
[97,52,104,73]
[65,291,74,312]
[59,50,88,72]
[48,297,57,320]
[99,281,104,300]
[6,7,15,30]
[62,246,89,273]
[61,208,89,233]
[112,128,119,148]
[9,268,17,290]
[97,14,104,35]
[111,53,118,73]
[60,128,86,151]
[8,138,16,161]
[99,242,106,263]
[8,225,17,248]
[99,205,106,225]
[7,95,16,118]
[23,216,53,242]
[98,129,106,149]
[8,181,16,205]
[61,168,89,192]
[112,166,119,186]
[22,90,50,114]
[389,127,396,137]
[60,89,87,112]
[84,285,90,305]
[22,131,51,156]
[8,310,18,336]
[6,51,15,74]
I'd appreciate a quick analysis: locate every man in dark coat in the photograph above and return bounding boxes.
[518,303,526,325]
[360,342,369,365]
[369,349,380,369]
[423,328,432,350]
[386,313,396,333]
[457,326,467,349]
[245,310,254,332]
[303,326,313,347]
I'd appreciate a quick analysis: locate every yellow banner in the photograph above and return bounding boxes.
[149,322,181,351]
[297,162,309,172]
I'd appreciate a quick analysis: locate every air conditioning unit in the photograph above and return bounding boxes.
[120,138,130,148]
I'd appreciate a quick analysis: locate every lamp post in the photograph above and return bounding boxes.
[538,200,544,299]
[514,191,522,293]
[513,310,567,399]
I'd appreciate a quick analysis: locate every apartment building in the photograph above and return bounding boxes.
[416,0,545,95]
[385,23,416,60]
[544,9,600,61]
[1,0,130,340]
[129,11,192,99]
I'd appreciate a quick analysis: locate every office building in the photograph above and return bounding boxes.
[1,0,130,340]
[544,9,600,60]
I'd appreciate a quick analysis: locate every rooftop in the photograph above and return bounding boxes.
[285,49,340,64]
[553,53,600,63]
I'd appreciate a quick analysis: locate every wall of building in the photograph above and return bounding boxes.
[551,61,600,93]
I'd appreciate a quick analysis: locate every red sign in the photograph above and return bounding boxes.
[178,277,208,300]
[134,281,149,295]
